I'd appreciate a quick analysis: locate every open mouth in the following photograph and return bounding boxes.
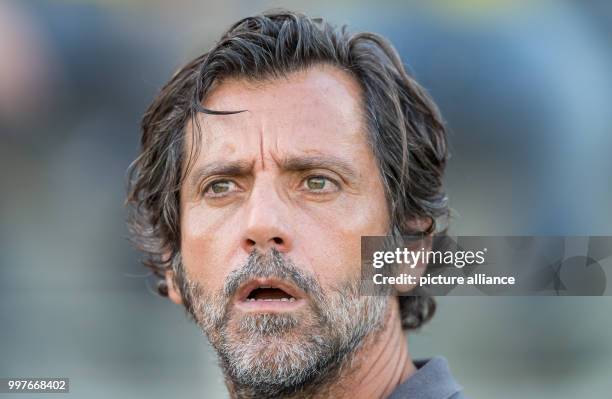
[246,285,296,302]
[236,278,304,310]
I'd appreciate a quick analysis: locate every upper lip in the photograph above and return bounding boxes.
[236,278,304,302]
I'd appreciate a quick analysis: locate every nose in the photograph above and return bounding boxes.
[240,180,293,254]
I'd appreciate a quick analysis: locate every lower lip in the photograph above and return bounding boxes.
[235,298,306,312]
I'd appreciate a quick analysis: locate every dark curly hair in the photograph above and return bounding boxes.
[126,10,448,330]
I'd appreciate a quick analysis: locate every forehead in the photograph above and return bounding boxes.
[184,65,368,160]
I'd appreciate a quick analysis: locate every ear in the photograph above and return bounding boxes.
[161,250,183,305]
[165,269,183,305]
[403,216,435,235]
[394,217,434,295]
[392,243,431,295]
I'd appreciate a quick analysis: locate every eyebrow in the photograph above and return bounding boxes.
[188,160,253,189]
[280,155,360,183]
[188,155,360,190]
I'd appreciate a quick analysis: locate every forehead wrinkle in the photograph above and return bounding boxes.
[259,118,265,170]
[187,107,258,161]
[190,65,367,173]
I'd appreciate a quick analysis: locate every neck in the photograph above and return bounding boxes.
[323,298,416,399]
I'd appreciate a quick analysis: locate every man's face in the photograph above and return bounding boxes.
[173,65,391,393]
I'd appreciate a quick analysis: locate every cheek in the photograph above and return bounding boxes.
[179,206,232,292]
[299,187,389,288]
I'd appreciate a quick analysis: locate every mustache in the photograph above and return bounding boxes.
[223,248,323,301]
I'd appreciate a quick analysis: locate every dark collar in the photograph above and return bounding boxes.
[386,357,464,399]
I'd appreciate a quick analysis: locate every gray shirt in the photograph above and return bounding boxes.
[387,357,466,399]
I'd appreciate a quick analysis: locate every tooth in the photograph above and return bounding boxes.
[280,298,288,302]
[289,298,295,302]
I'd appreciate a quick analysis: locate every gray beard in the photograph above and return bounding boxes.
[175,250,390,399]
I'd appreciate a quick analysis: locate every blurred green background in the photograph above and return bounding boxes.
[1,0,611,398]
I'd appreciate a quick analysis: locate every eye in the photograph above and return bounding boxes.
[302,175,339,193]
[203,179,238,197]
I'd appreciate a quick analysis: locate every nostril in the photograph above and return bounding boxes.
[243,236,287,252]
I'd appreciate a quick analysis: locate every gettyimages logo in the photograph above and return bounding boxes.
[360,236,612,296]
[371,247,487,269]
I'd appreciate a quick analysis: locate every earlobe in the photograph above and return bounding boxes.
[394,217,434,295]
[165,270,183,305]
[394,256,428,295]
